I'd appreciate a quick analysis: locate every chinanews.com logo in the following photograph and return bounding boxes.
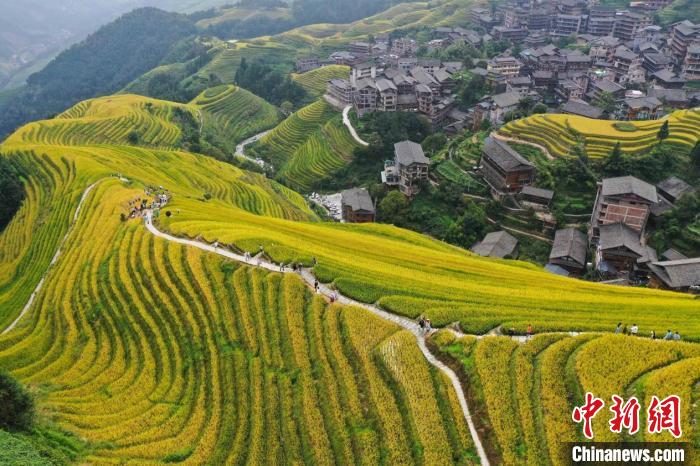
[567,392,690,465]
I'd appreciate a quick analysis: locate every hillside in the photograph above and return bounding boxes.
[657,0,700,27]
[0,8,198,140]
[1,88,700,462]
[498,108,700,158]
[248,99,359,191]
[432,331,700,464]
[191,84,282,153]
[7,88,281,160]
[292,65,351,98]
[0,92,481,464]
[130,0,471,101]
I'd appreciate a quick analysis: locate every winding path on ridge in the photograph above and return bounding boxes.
[234,130,272,169]
[1,179,104,335]
[143,211,490,465]
[4,174,589,464]
[342,105,369,146]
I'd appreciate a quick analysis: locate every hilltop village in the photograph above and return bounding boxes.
[293,0,700,292]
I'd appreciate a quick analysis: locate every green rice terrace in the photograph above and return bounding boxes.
[292,65,351,98]
[498,108,700,158]
[248,99,359,191]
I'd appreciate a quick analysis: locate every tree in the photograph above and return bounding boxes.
[422,133,447,156]
[593,91,617,117]
[377,190,409,225]
[518,96,534,114]
[691,141,700,169]
[127,131,140,145]
[0,158,25,232]
[445,201,488,247]
[0,371,35,431]
[602,142,628,177]
[281,101,294,115]
[657,120,670,142]
[532,103,548,114]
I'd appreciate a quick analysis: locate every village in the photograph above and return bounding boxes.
[296,0,700,293]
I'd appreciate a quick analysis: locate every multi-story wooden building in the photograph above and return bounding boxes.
[392,141,430,197]
[480,137,537,194]
[589,176,658,242]
[341,188,375,223]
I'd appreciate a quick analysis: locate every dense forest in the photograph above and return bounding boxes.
[0,8,197,139]
[0,157,24,231]
[235,59,307,107]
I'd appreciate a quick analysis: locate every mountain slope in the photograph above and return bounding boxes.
[0,92,479,464]
[1,88,700,463]
[7,86,281,156]
[0,8,197,140]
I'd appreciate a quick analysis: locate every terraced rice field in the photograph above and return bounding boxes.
[253,100,336,165]
[0,181,474,463]
[7,89,281,155]
[191,84,281,151]
[249,99,357,191]
[197,41,297,85]
[292,65,350,98]
[278,0,471,52]
[158,192,700,339]
[8,95,191,148]
[0,97,480,463]
[2,89,700,463]
[277,116,358,191]
[431,330,700,465]
[498,108,700,158]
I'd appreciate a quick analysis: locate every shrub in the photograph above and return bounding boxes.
[0,371,35,431]
[612,122,638,132]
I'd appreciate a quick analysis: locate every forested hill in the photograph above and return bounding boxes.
[0,8,196,140]
[292,0,414,24]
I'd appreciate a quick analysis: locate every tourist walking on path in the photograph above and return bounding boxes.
[630,324,638,336]
[664,330,673,340]
[650,330,656,340]
[615,323,622,334]
[674,331,681,341]
[425,318,432,333]
[314,280,319,293]
[312,257,317,267]
[527,324,533,340]
[418,316,426,334]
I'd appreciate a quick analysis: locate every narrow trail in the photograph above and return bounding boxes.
[492,131,555,161]
[2,179,103,335]
[486,216,553,243]
[234,130,272,169]
[144,212,491,465]
[342,105,369,147]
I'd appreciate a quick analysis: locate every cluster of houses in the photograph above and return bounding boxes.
[295,0,700,134]
[312,0,700,292]
[461,0,700,125]
[309,0,700,130]
[326,61,467,129]
[463,0,700,80]
[470,134,699,292]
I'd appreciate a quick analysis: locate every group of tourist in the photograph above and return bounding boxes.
[614,323,681,340]
[418,316,432,335]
